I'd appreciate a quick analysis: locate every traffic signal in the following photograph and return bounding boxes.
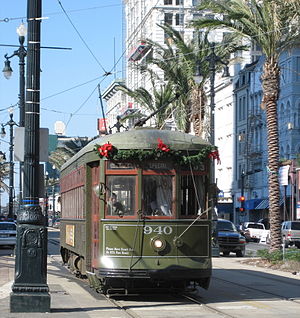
[239,196,245,212]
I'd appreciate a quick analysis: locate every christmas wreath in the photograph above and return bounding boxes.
[94,138,220,166]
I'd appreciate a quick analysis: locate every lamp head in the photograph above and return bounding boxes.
[0,151,6,162]
[0,125,6,138]
[16,23,27,37]
[2,59,13,80]
[193,60,203,84]
[222,65,230,78]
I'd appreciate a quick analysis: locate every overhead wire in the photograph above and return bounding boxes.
[2,3,298,124]
[42,0,161,125]
[56,0,108,74]
[65,84,99,129]
[0,3,122,23]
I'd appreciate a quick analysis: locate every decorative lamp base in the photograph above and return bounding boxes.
[10,292,50,312]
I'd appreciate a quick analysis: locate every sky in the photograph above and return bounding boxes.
[0,0,123,140]
[0,0,123,207]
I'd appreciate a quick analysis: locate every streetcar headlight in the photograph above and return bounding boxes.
[150,236,166,252]
[100,256,114,268]
[154,239,163,249]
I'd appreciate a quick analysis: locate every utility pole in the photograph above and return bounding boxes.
[2,23,27,211]
[1,109,18,220]
[10,0,50,312]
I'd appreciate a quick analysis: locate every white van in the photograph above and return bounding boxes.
[281,221,300,248]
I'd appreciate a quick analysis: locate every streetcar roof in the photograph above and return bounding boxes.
[61,127,211,170]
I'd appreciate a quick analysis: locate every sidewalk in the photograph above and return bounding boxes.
[0,254,126,318]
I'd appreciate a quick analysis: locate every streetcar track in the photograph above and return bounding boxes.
[48,253,300,316]
[105,292,238,318]
[182,293,237,318]
[106,297,142,318]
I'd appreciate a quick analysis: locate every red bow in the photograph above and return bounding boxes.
[208,150,221,164]
[98,142,113,158]
[157,138,170,152]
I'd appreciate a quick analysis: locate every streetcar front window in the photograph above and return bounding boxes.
[143,175,173,216]
[106,176,136,216]
[180,175,206,216]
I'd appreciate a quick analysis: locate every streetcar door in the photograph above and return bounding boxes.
[90,162,100,268]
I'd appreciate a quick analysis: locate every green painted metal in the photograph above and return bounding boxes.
[99,220,211,270]
[61,128,211,171]
[60,128,212,290]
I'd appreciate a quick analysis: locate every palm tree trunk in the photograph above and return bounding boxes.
[191,86,207,136]
[261,56,281,252]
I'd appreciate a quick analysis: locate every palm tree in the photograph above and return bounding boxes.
[128,24,245,134]
[0,162,9,193]
[193,0,300,251]
[49,137,90,170]
[118,78,174,129]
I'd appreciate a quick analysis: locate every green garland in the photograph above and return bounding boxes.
[94,143,215,167]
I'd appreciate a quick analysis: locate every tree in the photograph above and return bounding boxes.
[0,162,9,193]
[193,0,300,251]
[118,78,174,129]
[124,24,245,134]
[49,137,90,170]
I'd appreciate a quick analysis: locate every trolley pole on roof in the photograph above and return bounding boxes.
[10,0,50,312]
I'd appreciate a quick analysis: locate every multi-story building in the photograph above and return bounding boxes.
[104,1,276,224]
[102,79,128,134]
[117,0,221,126]
[233,47,300,223]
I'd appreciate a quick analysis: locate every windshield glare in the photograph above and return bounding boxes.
[217,221,236,231]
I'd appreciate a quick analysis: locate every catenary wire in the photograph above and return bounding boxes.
[57,0,108,74]
[0,3,122,23]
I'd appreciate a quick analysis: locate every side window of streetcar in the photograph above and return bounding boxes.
[142,175,173,216]
[106,176,136,216]
[180,175,206,216]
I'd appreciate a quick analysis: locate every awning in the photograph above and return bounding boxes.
[245,199,263,210]
[255,197,285,210]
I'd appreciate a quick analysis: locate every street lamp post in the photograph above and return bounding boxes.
[1,109,18,220]
[2,23,27,127]
[206,42,230,148]
[10,0,50,312]
[3,22,27,209]
[44,172,49,226]
[0,151,7,217]
[194,43,230,219]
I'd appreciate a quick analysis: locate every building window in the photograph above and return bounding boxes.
[164,13,173,25]
[164,0,172,5]
[175,13,184,25]
[176,0,184,5]
[296,57,300,82]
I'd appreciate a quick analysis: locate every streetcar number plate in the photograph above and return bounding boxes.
[143,225,172,235]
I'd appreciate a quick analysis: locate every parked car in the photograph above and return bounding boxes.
[240,222,265,242]
[215,219,246,257]
[281,221,300,248]
[258,218,270,230]
[0,221,17,248]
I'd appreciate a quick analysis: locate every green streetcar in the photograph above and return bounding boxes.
[60,128,216,295]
